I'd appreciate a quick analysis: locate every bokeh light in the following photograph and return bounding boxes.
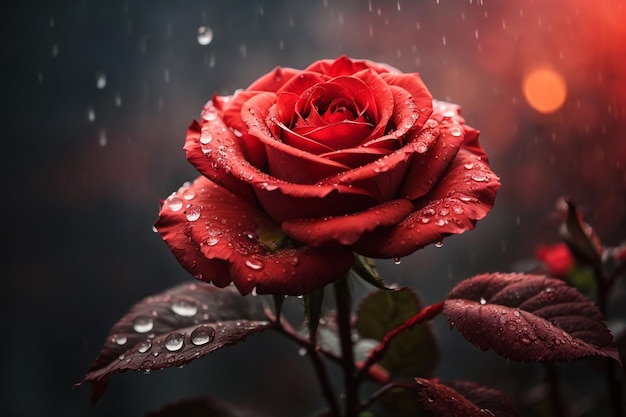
[522,67,567,113]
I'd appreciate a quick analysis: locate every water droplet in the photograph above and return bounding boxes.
[452,206,464,214]
[290,256,301,266]
[414,141,428,153]
[114,335,127,345]
[206,236,219,246]
[171,298,198,317]
[471,173,487,182]
[96,71,107,89]
[426,119,438,128]
[115,92,122,107]
[165,333,184,351]
[427,393,435,403]
[133,317,154,333]
[438,208,450,216]
[191,326,215,346]
[200,131,213,145]
[464,163,475,170]
[459,195,472,202]
[521,336,532,345]
[435,241,444,248]
[169,197,183,212]
[435,219,445,227]
[480,297,487,305]
[449,126,462,137]
[138,340,152,353]
[87,108,96,122]
[98,130,107,147]
[298,347,307,356]
[245,258,264,270]
[393,257,401,265]
[421,217,430,223]
[197,26,213,45]
[506,321,517,331]
[185,205,201,221]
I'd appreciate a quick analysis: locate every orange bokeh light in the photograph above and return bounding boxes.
[522,67,567,114]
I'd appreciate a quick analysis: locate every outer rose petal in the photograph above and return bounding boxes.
[304,55,397,77]
[154,176,354,295]
[351,148,500,258]
[282,199,415,247]
[247,66,304,92]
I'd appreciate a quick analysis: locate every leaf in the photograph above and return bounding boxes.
[352,255,390,290]
[559,197,603,273]
[414,378,520,417]
[145,396,266,417]
[75,282,272,407]
[443,273,620,363]
[356,288,439,377]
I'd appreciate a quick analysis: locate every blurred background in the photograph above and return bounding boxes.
[2,0,625,416]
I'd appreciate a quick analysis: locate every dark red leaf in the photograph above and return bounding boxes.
[443,273,620,363]
[414,378,519,417]
[559,197,603,272]
[75,282,272,407]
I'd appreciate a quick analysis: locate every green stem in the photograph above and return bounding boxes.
[334,276,358,416]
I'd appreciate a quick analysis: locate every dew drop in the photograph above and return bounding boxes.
[200,131,213,145]
[459,195,472,202]
[426,119,438,128]
[464,162,475,170]
[138,340,152,353]
[480,297,487,305]
[191,326,216,346]
[452,206,464,214]
[171,298,198,317]
[245,258,264,270]
[114,335,127,345]
[438,208,450,216]
[471,173,487,182]
[185,205,201,222]
[182,188,196,201]
[133,317,154,333]
[169,197,183,212]
[435,219,445,227]
[435,241,444,248]
[206,236,219,246]
[521,336,532,345]
[414,141,428,153]
[164,333,184,351]
[393,257,401,265]
[449,126,462,137]
[197,26,214,45]
[290,256,301,266]
[506,321,517,331]
[421,217,430,224]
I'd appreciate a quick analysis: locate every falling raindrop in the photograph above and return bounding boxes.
[132,317,154,333]
[171,298,198,317]
[87,108,95,122]
[98,129,107,147]
[197,26,213,45]
[191,326,215,346]
[165,333,184,351]
[96,71,107,89]
[115,92,122,107]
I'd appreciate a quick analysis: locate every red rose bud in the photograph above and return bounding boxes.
[536,242,575,278]
[155,56,500,296]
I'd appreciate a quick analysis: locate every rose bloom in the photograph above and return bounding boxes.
[535,242,575,278]
[155,56,500,295]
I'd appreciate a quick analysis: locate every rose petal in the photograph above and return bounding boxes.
[351,69,394,140]
[319,146,389,167]
[155,176,354,295]
[381,72,433,120]
[247,66,303,92]
[282,199,415,246]
[304,55,397,77]
[400,119,467,201]
[276,71,330,95]
[351,148,500,258]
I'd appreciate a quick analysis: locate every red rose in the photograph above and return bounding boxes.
[155,56,500,295]
[535,242,575,278]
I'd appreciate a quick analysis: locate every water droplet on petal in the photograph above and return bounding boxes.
[200,131,213,145]
[471,173,487,182]
[480,297,487,305]
[197,26,214,45]
[393,257,401,265]
[182,188,196,200]
[165,333,184,351]
[114,335,127,345]
[435,219,445,227]
[449,126,462,137]
[506,321,517,331]
[191,326,215,346]
[245,258,264,270]
[133,317,154,333]
[438,208,450,216]
[414,141,428,153]
[171,298,198,317]
[169,197,183,212]
[452,206,464,214]
[464,162,475,170]
[435,241,444,248]
[290,256,301,266]
[206,237,219,246]
[185,205,201,221]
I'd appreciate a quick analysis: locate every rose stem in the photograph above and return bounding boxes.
[356,381,415,414]
[266,310,341,416]
[334,276,359,416]
[544,363,569,417]
[595,268,624,417]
